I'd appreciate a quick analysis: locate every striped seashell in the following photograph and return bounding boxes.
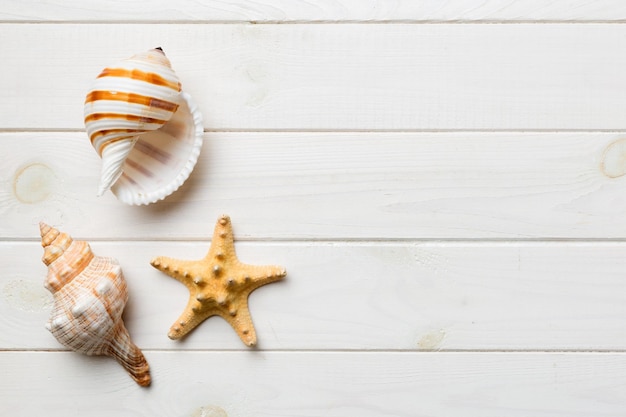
[84,47,203,205]
[40,222,151,386]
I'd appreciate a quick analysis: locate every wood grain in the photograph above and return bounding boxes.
[1,351,625,416]
[3,0,626,22]
[1,7,625,415]
[2,132,626,240]
[3,241,624,351]
[3,24,626,130]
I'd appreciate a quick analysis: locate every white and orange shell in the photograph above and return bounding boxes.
[40,222,151,386]
[84,47,203,205]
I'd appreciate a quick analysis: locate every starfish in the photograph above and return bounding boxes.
[150,215,286,347]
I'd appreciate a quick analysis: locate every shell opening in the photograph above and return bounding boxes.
[110,92,203,205]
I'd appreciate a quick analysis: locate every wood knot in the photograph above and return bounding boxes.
[601,138,626,178]
[13,163,56,204]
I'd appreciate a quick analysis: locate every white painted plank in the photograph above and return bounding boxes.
[2,24,626,130]
[2,241,625,350]
[1,351,625,416]
[2,132,626,239]
[3,0,626,21]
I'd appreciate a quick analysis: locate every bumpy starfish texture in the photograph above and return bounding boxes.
[150,215,286,347]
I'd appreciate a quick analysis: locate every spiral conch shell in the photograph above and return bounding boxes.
[40,222,151,386]
[84,47,203,205]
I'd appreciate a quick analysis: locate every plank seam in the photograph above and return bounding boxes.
[4,20,626,24]
[1,348,625,353]
[8,238,626,244]
[5,128,626,134]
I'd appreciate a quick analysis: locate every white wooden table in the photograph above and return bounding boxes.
[1,1,625,415]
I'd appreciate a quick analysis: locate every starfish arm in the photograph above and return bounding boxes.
[220,298,257,347]
[207,215,237,259]
[150,256,204,288]
[235,263,287,292]
[167,297,216,340]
